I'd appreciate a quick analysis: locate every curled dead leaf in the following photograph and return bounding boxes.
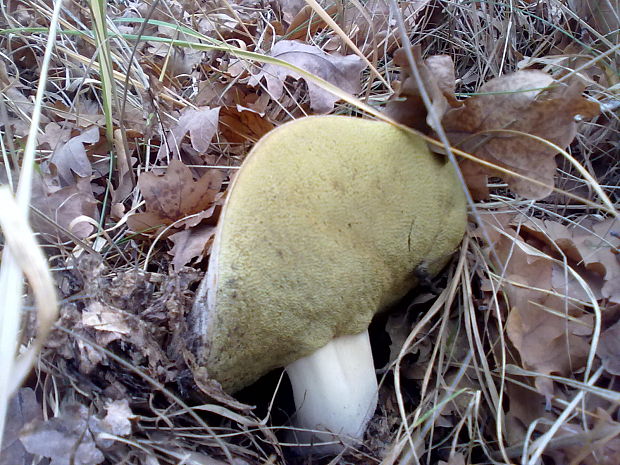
[219,106,274,144]
[49,125,99,186]
[30,172,99,240]
[520,217,619,303]
[158,106,220,159]
[168,225,217,270]
[127,159,223,235]
[285,4,341,41]
[385,46,461,133]
[480,216,594,396]
[248,40,366,113]
[442,71,600,199]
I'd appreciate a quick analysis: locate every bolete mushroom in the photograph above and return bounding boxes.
[189,115,466,453]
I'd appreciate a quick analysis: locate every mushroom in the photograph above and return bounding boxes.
[189,115,466,453]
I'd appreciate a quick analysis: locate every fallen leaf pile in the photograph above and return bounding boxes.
[127,159,223,233]
[484,215,618,380]
[475,213,620,459]
[127,159,223,268]
[1,387,136,465]
[388,46,601,200]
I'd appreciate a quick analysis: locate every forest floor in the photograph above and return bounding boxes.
[0,1,619,464]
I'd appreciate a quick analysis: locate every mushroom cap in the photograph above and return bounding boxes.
[190,115,466,393]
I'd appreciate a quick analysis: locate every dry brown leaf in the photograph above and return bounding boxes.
[385,46,461,133]
[110,128,135,210]
[442,71,600,199]
[38,122,72,150]
[335,1,430,57]
[19,401,134,465]
[0,59,50,126]
[438,452,466,465]
[599,319,620,375]
[275,0,308,25]
[49,100,106,128]
[568,0,619,45]
[197,13,241,38]
[168,224,216,269]
[248,40,366,113]
[504,270,592,397]
[0,388,42,465]
[174,106,220,153]
[340,0,392,56]
[147,40,203,76]
[82,301,131,346]
[384,311,411,366]
[521,217,619,303]
[219,106,274,143]
[100,399,134,438]
[553,409,620,465]
[504,381,548,445]
[589,219,619,302]
[127,159,223,235]
[482,218,593,396]
[48,125,99,185]
[20,404,106,465]
[30,172,99,240]
[285,4,341,41]
[158,106,220,159]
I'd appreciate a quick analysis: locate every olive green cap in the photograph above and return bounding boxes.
[190,115,466,393]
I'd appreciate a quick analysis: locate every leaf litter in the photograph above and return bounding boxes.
[127,159,223,235]
[2,1,618,464]
[248,39,367,113]
[388,46,601,200]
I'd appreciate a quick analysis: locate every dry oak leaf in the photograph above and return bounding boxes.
[30,172,98,240]
[168,224,217,269]
[442,70,600,200]
[385,46,461,133]
[38,122,72,150]
[483,220,592,396]
[158,106,220,159]
[49,125,99,186]
[248,40,366,113]
[127,159,223,235]
[520,217,619,303]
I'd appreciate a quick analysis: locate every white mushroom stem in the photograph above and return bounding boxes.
[285,330,378,454]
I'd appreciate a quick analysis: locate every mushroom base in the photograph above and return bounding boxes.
[285,330,378,455]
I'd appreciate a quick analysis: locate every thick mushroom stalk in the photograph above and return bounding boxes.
[286,331,378,453]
